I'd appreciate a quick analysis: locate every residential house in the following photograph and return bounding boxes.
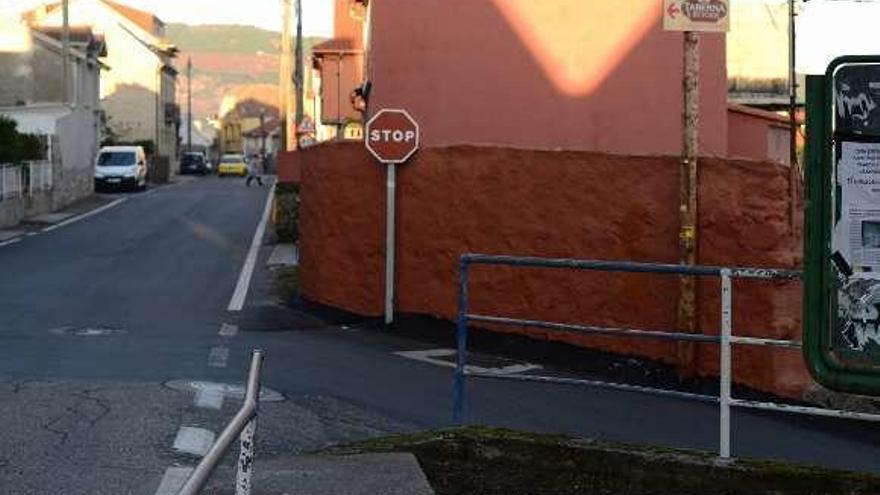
[310,0,367,142]
[26,0,180,178]
[242,118,281,158]
[725,0,802,164]
[217,86,280,156]
[0,17,105,227]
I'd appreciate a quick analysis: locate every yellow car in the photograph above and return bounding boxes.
[218,154,248,177]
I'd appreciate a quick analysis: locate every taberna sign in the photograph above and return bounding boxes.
[804,56,880,394]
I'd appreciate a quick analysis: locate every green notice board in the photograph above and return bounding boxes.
[805,56,880,394]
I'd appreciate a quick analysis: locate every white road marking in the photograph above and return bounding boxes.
[166,379,286,402]
[42,197,127,233]
[228,184,275,311]
[218,323,239,338]
[207,346,229,368]
[25,232,37,237]
[172,426,216,457]
[394,348,542,375]
[153,466,194,495]
[194,386,225,410]
[0,238,21,248]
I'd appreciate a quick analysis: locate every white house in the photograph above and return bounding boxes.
[26,0,179,174]
[0,18,104,227]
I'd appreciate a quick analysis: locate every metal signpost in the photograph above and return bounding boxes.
[364,109,420,325]
[805,56,880,394]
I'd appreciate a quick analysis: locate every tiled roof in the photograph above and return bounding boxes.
[312,38,361,54]
[26,0,162,35]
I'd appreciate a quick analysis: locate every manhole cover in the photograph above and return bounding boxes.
[164,379,285,402]
[49,326,127,337]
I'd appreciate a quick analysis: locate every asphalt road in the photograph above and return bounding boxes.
[2,176,880,494]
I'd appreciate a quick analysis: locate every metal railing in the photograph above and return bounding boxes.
[178,349,263,495]
[26,161,53,195]
[452,254,880,460]
[0,164,23,202]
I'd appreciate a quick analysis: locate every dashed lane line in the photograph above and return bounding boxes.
[194,386,225,410]
[218,323,239,338]
[172,426,216,457]
[153,466,195,495]
[207,346,230,368]
[0,238,21,248]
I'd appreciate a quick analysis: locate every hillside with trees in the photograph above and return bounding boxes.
[165,23,325,118]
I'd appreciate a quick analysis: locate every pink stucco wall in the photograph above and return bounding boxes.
[727,105,791,165]
[366,0,728,156]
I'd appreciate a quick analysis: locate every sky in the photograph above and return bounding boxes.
[0,0,335,35]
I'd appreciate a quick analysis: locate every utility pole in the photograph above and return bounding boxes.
[187,56,193,153]
[293,0,304,150]
[677,31,700,378]
[260,109,266,158]
[62,0,70,104]
[279,0,293,151]
[788,0,799,231]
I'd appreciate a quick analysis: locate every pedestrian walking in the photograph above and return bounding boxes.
[246,154,263,187]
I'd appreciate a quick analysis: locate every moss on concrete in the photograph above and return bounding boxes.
[331,427,880,495]
[275,266,299,302]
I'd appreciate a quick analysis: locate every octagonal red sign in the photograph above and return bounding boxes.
[365,109,420,164]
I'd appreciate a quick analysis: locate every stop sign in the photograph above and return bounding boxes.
[365,109,420,164]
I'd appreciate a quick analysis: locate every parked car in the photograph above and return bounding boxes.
[218,154,247,177]
[94,146,148,191]
[180,152,209,175]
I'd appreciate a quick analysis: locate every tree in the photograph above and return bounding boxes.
[0,116,23,164]
[0,115,47,163]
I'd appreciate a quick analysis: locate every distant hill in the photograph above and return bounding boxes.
[165,23,325,119]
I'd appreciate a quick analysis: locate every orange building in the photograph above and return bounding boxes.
[288,0,807,398]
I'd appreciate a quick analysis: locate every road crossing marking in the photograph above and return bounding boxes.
[227,184,275,311]
[207,346,229,368]
[394,348,542,375]
[154,467,195,495]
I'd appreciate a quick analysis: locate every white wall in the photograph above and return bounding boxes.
[34,0,171,146]
[54,107,97,209]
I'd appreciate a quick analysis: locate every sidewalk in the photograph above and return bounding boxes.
[0,193,122,244]
[204,453,435,495]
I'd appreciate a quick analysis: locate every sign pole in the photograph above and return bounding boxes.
[364,109,420,326]
[788,0,798,231]
[385,164,396,325]
[677,30,700,377]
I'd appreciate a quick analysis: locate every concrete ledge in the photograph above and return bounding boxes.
[206,453,434,495]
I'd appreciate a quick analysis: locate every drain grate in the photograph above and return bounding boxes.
[49,326,127,337]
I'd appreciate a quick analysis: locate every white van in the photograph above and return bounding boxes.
[94,146,148,191]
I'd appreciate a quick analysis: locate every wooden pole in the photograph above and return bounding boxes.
[279,0,293,151]
[294,0,304,149]
[789,0,799,231]
[187,56,192,153]
[62,0,70,104]
[677,31,700,379]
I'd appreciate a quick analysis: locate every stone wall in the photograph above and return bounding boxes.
[297,142,808,397]
[0,197,24,229]
[53,109,96,209]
